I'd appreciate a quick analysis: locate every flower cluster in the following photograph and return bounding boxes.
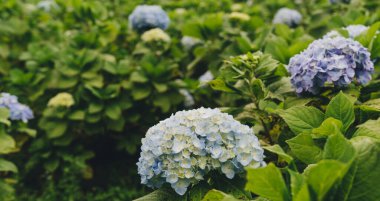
[129,5,170,32]
[137,108,265,195]
[199,71,214,83]
[48,93,75,108]
[324,25,369,39]
[181,36,201,50]
[37,0,59,12]
[141,28,171,43]
[273,8,302,27]
[288,36,374,94]
[0,93,34,123]
[228,12,250,21]
[179,89,195,108]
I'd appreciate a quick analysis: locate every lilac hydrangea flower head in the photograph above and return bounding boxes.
[129,5,170,32]
[0,93,34,122]
[273,8,302,27]
[287,36,374,94]
[137,108,265,195]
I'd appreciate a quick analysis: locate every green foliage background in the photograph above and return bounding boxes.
[0,0,379,200]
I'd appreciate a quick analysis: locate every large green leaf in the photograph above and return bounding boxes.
[202,189,240,201]
[0,130,16,154]
[323,133,356,163]
[245,163,291,201]
[347,136,380,201]
[303,160,347,201]
[133,187,184,201]
[326,92,355,132]
[0,158,17,173]
[264,145,293,163]
[279,106,325,135]
[353,118,380,141]
[312,117,343,138]
[286,133,323,164]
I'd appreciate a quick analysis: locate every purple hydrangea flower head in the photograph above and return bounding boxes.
[287,36,374,94]
[129,5,170,32]
[273,8,302,27]
[0,93,34,122]
[137,108,265,195]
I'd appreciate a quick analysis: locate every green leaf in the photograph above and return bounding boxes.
[213,175,252,200]
[279,106,325,135]
[189,181,212,201]
[0,158,18,173]
[105,104,122,120]
[130,71,148,83]
[347,136,380,201]
[68,110,86,120]
[0,108,10,126]
[17,128,37,137]
[132,86,151,100]
[286,133,323,164]
[288,169,305,199]
[312,117,343,138]
[46,121,68,139]
[209,79,235,93]
[133,187,184,201]
[353,118,380,141]
[107,118,125,132]
[359,99,380,112]
[202,189,240,201]
[323,133,356,163]
[264,145,293,163]
[0,130,16,154]
[303,160,347,201]
[326,92,355,132]
[245,163,290,201]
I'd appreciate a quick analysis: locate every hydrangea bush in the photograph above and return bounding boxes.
[272,8,302,27]
[287,36,374,94]
[137,108,265,195]
[129,5,170,32]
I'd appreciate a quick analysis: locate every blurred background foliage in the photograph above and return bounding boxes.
[0,0,379,200]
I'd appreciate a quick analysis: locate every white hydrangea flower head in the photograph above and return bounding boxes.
[36,0,59,12]
[324,25,369,39]
[199,71,214,83]
[48,92,75,108]
[231,4,243,11]
[181,36,201,50]
[179,89,195,108]
[141,28,171,43]
[137,108,265,195]
[273,8,302,27]
[229,12,250,21]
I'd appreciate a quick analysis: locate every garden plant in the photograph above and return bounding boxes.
[0,0,379,201]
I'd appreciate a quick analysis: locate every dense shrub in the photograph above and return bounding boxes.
[0,0,379,201]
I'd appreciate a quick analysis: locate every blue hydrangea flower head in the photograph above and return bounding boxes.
[137,108,265,195]
[273,8,302,27]
[0,93,34,122]
[129,5,170,32]
[287,36,374,94]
